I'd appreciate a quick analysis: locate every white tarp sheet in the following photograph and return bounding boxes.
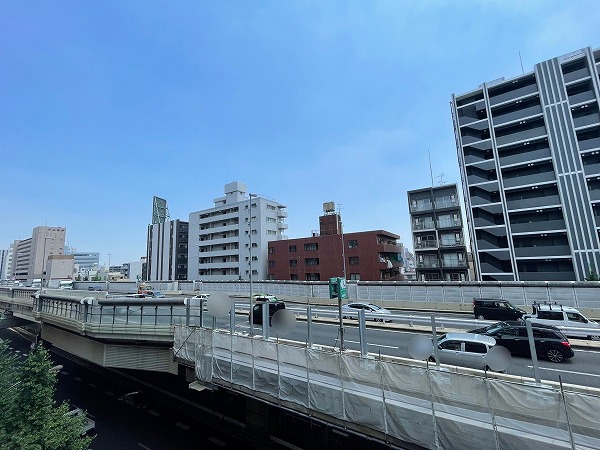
[175,326,600,450]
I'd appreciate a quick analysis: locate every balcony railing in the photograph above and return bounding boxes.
[439,239,465,247]
[410,202,433,212]
[413,221,435,230]
[414,240,438,249]
[437,218,462,228]
[435,198,459,209]
[442,260,468,268]
[417,260,440,268]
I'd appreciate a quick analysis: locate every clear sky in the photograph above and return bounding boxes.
[1,1,599,266]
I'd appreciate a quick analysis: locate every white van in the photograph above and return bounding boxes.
[59,280,73,290]
[525,303,600,340]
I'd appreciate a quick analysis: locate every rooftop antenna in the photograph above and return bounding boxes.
[519,51,524,75]
[437,173,446,186]
[428,150,434,188]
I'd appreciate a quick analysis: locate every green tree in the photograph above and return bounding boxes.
[585,270,599,281]
[0,341,93,449]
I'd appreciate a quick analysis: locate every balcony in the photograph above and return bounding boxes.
[277,223,288,230]
[492,104,543,127]
[277,210,288,218]
[584,162,600,177]
[499,147,552,167]
[573,111,600,129]
[563,67,590,84]
[507,195,561,211]
[502,171,556,189]
[510,219,566,234]
[439,238,465,248]
[198,261,240,269]
[569,90,596,105]
[495,124,547,147]
[437,218,462,229]
[442,260,467,268]
[489,84,538,107]
[579,136,600,151]
[417,260,440,269]
[413,221,435,231]
[514,245,572,258]
[476,240,510,251]
[410,201,433,213]
[519,271,576,281]
[199,211,239,223]
[435,198,459,209]
[414,240,438,250]
[588,189,600,202]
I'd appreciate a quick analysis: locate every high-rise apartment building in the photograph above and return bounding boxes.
[451,46,600,281]
[408,184,470,281]
[187,181,287,281]
[147,219,189,281]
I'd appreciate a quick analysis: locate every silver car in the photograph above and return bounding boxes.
[429,332,496,370]
[341,302,392,322]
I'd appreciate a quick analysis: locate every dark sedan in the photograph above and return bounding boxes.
[468,321,574,363]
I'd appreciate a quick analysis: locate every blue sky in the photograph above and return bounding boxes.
[1,1,599,266]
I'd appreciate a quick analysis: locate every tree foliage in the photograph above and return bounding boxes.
[585,270,599,281]
[0,340,93,449]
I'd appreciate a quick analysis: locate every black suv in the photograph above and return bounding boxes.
[250,300,286,326]
[468,321,574,363]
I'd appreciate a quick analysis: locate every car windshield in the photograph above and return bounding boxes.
[483,322,509,334]
[368,304,382,310]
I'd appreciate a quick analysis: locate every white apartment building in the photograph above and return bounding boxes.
[187,181,288,281]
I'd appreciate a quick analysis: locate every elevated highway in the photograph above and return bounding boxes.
[2,287,600,449]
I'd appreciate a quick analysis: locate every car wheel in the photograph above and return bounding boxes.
[427,356,436,364]
[476,315,485,320]
[589,335,600,341]
[546,349,565,363]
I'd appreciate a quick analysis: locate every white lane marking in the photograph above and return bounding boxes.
[138,444,152,450]
[60,371,69,376]
[344,339,398,349]
[175,422,190,430]
[208,436,226,447]
[74,377,83,382]
[147,409,160,417]
[527,365,600,378]
[574,348,600,354]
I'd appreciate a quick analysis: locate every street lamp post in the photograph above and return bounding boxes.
[40,237,53,290]
[107,253,111,290]
[248,193,257,336]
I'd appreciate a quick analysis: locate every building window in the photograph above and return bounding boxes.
[290,260,297,267]
[305,258,319,266]
[289,245,297,252]
[306,273,320,281]
[290,274,298,280]
[350,273,360,280]
[268,260,275,267]
[349,256,359,265]
[348,240,358,248]
[304,243,318,251]
[268,247,275,254]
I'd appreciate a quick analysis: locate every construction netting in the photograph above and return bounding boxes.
[174,325,600,450]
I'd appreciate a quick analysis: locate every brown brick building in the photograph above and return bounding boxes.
[267,211,404,281]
